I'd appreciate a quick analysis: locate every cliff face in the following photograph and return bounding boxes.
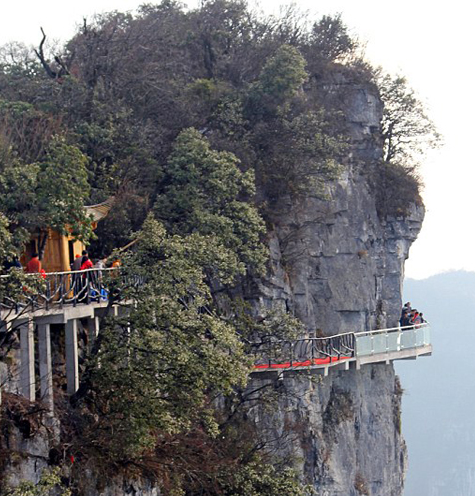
[0,81,424,496]
[247,81,424,495]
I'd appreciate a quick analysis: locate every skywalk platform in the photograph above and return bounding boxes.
[251,324,432,377]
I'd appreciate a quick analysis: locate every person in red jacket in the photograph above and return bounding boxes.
[26,253,42,273]
[80,255,93,271]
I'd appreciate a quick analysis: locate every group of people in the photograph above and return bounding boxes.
[400,301,426,327]
[3,253,45,275]
[3,250,107,275]
[71,250,102,273]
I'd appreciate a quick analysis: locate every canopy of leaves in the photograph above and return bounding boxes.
[257,44,307,102]
[155,128,267,272]
[378,73,441,168]
[0,135,93,252]
[66,216,306,494]
[374,73,441,216]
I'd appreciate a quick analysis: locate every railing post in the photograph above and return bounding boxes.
[72,273,77,307]
[85,273,90,305]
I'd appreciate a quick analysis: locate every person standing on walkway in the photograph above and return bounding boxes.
[26,253,41,273]
[71,254,82,271]
[71,254,83,297]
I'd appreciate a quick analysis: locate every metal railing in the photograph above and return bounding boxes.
[0,267,138,312]
[354,323,430,357]
[252,332,355,370]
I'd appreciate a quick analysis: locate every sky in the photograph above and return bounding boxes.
[0,0,469,279]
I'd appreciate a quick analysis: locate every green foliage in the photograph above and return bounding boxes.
[0,159,39,250]
[0,136,93,254]
[83,216,252,458]
[221,461,314,496]
[252,107,343,202]
[155,128,267,273]
[35,137,92,239]
[257,45,307,103]
[2,467,71,496]
[378,73,441,167]
[0,214,13,260]
[310,14,357,62]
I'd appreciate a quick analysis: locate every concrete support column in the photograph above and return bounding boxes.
[65,319,79,395]
[20,320,35,401]
[38,323,54,411]
[87,316,100,350]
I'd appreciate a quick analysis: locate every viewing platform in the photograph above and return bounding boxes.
[251,323,432,376]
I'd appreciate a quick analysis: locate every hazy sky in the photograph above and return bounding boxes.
[0,0,468,279]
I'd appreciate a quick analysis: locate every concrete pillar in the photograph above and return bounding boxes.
[87,317,100,351]
[38,323,54,411]
[87,316,100,350]
[65,319,79,395]
[20,320,35,401]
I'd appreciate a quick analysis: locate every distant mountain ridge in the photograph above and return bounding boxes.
[398,270,475,496]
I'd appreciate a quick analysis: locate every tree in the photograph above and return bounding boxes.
[66,215,309,494]
[257,44,307,103]
[0,136,93,258]
[310,14,357,62]
[374,73,441,216]
[154,128,267,273]
[77,216,251,458]
[378,73,441,168]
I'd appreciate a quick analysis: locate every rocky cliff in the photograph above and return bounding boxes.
[0,80,424,496]
[246,80,424,495]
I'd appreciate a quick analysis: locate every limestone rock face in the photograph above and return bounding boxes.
[0,80,423,496]
[247,81,423,495]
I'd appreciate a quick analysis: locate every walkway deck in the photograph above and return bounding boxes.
[251,324,432,376]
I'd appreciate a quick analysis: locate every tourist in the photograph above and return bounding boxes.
[71,254,82,271]
[25,253,41,273]
[80,255,93,271]
[4,256,22,271]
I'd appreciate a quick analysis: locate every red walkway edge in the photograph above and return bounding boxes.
[254,355,352,370]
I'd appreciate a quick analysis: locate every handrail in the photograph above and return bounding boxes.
[0,267,142,313]
[0,267,118,279]
[354,322,429,336]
